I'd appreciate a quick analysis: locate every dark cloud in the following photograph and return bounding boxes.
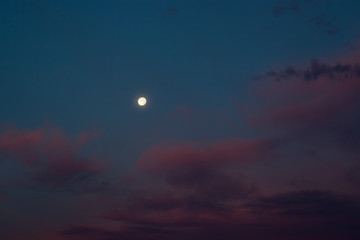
[62,190,360,240]
[0,125,104,191]
[304,59,358,80]
[61,225,112,236]
[61,225,152,240]
[28,157,106,192]
[261,59,360,81]
[246,190,360,219]
[89,138,275,239]
[99,171,255,229]
[242,190,360,239]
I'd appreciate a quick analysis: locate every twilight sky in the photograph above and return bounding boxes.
[1,0,360,239]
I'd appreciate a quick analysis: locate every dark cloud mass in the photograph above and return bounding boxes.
[263,59,360,81]
[246,190,360,218]
[63,190,360,240]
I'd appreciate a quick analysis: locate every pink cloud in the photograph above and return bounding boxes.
[0,125,103,190]
[135,138,276,173]
[248,57,360,131]
[92,138,274,239]
[0,129,44,165]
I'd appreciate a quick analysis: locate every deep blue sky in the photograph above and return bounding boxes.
[1,1,360,240]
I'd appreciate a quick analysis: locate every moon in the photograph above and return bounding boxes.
[137,97,147,106]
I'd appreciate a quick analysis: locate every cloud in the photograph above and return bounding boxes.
[244,190,360,238]
[89,138,277,239]
[61,224,180,240]
[135,138,277,172]
[249,58,360,138]
[63,190,360,240]
[261,59,360,81]
[57,52,360,240]
[29,155,103,191]
[246,190,360,218]
[61,225,115,238]
[131,138,275,210]
[0,125,104,191]
[0,128,44,165]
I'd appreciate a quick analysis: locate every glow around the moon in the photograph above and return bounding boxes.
[137,97,147,106]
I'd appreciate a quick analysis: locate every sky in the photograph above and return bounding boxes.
[1,0,360,239]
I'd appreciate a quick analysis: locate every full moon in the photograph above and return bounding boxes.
[137,97,147,106]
